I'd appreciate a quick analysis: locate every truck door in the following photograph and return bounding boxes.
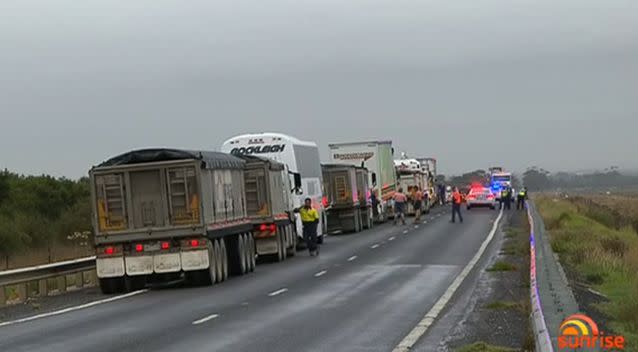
[130,170,165,228]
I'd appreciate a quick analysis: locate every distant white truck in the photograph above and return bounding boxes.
[328,140,398,222]
[221,133,326,243]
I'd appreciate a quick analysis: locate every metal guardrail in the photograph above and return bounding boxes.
[527,201,554,352]
[0,256,97,307]
[527,200,582,352]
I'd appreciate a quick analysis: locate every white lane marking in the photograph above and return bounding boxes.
[424,221,428,224]
[347,255,357,262]
[414,225,419,229]
[403,230,409,234]
[314,270,327,277]
[389,236,396,241]
[268,288,288,297]
[393,209,504,352]
[0,289,148,328]
[192,313,219,325]
[371,244,380,249]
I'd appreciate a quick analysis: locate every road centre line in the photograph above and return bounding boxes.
[268,288,288,297]
[192,314,219,325]
[0,289,148,328]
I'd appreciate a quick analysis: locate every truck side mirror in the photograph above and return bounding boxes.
[371,172,377,186]
[293,173,302,189]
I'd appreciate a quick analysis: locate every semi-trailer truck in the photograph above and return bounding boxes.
[328,140,398,222]
[322,164,373,233]
[89,148,299,294]
[394,158,427,215]
[222,133,327,244]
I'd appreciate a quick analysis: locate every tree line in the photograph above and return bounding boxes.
[522,166,638,191]
[0,170,92,256]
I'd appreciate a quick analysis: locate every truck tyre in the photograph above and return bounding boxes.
[124,275,145,292]
[220,239,229,281]
[248,234,256,272]
[99,277,123,294]
[239,234,248,274]
[286,225,296,257]
[214,240,223,283]
[276,227,286,262]
[317,234,324,244]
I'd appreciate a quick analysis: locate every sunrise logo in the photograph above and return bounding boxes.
[558,314,625,349]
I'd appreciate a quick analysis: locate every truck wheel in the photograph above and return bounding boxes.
[239,234,248,274]
[99,277,123,294]
[286,225,296,257]
[276,227,286,262]
[248,234,256,272]
[214,240,223,283]
[220,239,229,281]
[124,275,145,292]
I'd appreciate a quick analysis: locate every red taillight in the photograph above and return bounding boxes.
[269,224,277,232]
[104,246,115,255]
[322,196,328,208]
[135,244,144,252]
[161,241,170,250]
[190,239,199,247]
[487,194,495,199]
[259,224,268,232]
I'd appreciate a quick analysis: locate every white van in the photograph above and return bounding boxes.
[221,133,326,243]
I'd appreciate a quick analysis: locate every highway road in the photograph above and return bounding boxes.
[0,206,502,352]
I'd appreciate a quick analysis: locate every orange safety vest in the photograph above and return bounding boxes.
[452,191,462,204]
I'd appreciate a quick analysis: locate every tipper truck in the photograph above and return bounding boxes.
[239,155,298,261]
[328,140,397,222]
[89,148,300,294]
[321,164,373,233]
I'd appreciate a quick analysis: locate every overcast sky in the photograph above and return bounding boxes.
[1,0,637,178]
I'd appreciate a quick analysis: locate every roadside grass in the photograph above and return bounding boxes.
[536,196,638,350]
[484,300,521,311]
[456,342,518,352]
[486,261,517,272]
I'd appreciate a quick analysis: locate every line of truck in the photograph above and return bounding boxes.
[89,133,439,293]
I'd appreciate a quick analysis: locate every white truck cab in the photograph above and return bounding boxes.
[221,133,326,242]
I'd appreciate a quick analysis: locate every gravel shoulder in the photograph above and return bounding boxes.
[414,209,533,352]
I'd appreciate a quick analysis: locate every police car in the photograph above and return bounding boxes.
[466,186,497,210]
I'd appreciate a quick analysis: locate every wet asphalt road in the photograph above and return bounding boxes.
[0,206,501,352]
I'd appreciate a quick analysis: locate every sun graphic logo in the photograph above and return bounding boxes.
[558,314,625,350]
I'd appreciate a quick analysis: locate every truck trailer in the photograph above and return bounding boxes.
[322,164,373,233]
[89,148,298,294]
[328,141,397,222]
[239,155,298,261]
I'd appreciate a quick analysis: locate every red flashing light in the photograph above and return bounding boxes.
[135,244,144,252]
[487,194,495,200]
[190,239,199,247]
[161,241,170,250]
[322,196,328,208]
[104,246,115,255]
[269,224,277,233]
[259,224,268,232]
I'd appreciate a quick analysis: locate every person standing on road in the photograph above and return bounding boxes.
[370,188,379,220]
[393,188,407,225]
[504,186,513,210]
[517,187,528,210]
[295,198,320,256]
[450,186,463,223]
[412,186,423,223]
